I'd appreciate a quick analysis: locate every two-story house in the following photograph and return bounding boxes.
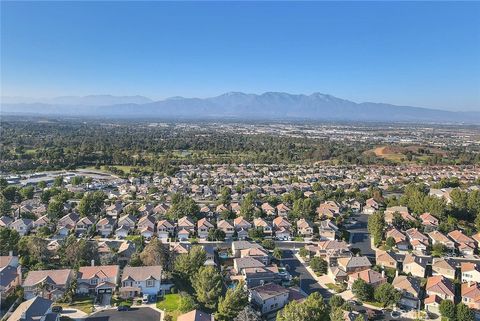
[119,265,162,298]
[77,264,120,295]
[197,218,214,240]
[22,269,74,300]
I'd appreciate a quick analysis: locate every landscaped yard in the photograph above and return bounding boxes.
[156,294,182,320]
[325,283,346,293]
[58,296,94,314]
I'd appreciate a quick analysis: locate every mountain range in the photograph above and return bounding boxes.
[1,92,479,123]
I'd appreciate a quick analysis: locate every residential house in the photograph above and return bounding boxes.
[364,198,379,214]
[157,220,175,241]
[405,228,429,253]
[22,269,74,300]
[316,201,340,218]
[419,213,439,231]
[425,276,455,301]
[448,230,477,256]
[233,257,265,274]
[385,228,409,250]
[57,213,80,234]
[337,256,371,274]
[462,263,480,284]
[234,216,252,240]
[403,253,427,278]
[376,250,398,269]
[33,215,50,230]
[461,282,480,318]
[0,254,21,306]
[232,241,262,257]
[240,247,270,265]
[0,216,13,228]
[6,297,54,321]
[217,220,235,239]
[97,217,115,237]
[432,258,457,280]
[261,203,276,216]
[75,217,94,236]
[106,201,123,219]
[424,294,443,315]
[392,275,421,309]
[117,214,137,231]
[296,218,314,238]
[177,216,195,233]
[276,203,291,217]
[273,217,292,240]
[318,219,338,241]
[428,231,455,250]
[384,206,413,224]
[10,218,33,236]
[177,309,213,321]
[347,269,387,289]
[253,218,273,237]
[137,215,156,239]
[197,218,214,239]
[119,265,162,298]
[77,264,119,295]
[249,283,289,315]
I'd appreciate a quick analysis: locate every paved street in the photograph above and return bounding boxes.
[85,307,161,321]
[281,250,332,298]
[347,213,375,258]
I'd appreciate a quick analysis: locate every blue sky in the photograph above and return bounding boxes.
[1,1,479,111]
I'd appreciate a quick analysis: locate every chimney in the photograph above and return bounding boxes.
[396,269,399,277]
[91,259,95,267]
[9,250,13,257]
[381,270,385,278]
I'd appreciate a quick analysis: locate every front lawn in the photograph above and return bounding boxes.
[156,294,182,320]
[58,296,94,314]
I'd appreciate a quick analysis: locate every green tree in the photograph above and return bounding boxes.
[0,228,20,255]
[310,257,328,275]
[368,211,385,247]
[329,295,345,308]
[47,199,64,219]
[174,246,207,285]
[139,237,170,270]
[178,293,199,313]
[191,266,223,309]
[374,283,401,307]
[77,191,106,217]
[277,292,328,321]
[439,300,456,321]
[273,248,283,260]
[19,186,35,200]
[216,282,248,321]
[0,195,12,216]
[53,176,64,187]
[385,236,396,250]
[298,247,309,259]
[2,186,20,203]
[261,239,275,250]
[352,279,373,301]
[456,303,474,321]
[167,194,200,220]
[329,307,345,321]
[207,228,226,241]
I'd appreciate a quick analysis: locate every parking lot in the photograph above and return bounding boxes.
[85,307,161,321]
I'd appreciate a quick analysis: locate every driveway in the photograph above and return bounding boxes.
[85,307,161,321]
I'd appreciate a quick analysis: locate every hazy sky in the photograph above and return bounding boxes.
[1,1,480,111]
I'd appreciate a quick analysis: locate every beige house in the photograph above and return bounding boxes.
[392,275,421,309]
[462,263,480,284]
[426,275,455,301]
[402,253,427,278]
[432,258,456,280]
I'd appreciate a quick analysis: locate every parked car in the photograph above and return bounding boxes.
[51,306,63,313]
[117,305,130,311]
